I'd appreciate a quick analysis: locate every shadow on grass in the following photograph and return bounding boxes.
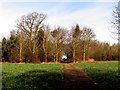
[83,68,120,90]
[2,70,62,90]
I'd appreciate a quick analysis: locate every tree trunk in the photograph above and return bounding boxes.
[73,48,75,63]
[33,40,36,54]
[45,52,47,62]
[19,42,22,63]
[83,51,85,62]
[83,42,86,62]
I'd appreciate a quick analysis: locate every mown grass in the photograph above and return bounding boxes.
[2,64,62,90]
[75,61,119,90]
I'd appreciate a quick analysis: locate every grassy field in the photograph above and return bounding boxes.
[2,61,119,90]
[2,64,62,90]
[75,61,119,90]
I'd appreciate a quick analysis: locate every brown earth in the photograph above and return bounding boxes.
[57,63,99,90]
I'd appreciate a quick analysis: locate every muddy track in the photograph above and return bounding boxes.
[57,64,99,90]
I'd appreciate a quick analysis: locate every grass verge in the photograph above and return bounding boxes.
[75,61,119,90]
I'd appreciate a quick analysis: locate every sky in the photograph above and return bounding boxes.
[0,0,119,45]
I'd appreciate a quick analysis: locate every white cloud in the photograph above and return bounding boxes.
[0,2,118,44]
[47,6,117,44]
[0,4,31,40]
[0,7,18,39]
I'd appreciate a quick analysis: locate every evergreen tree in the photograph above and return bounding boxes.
[71,24,81,63]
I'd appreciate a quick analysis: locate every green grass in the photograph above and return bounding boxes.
[2,64,62,90]
[75,61,119,90]
[2,61,120,90]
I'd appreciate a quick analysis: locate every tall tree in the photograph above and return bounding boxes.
[112,1,120,60]
[36,27,44,62]
[113,1,120,37]
[71,24,81,63]
[2,37,9,62]
[8,31,19,62]
[42,25,50,62]
[81,27,95,62]
[2,31,19,62]
[17,30,27,62]
[16,12,46,62]
[51,27,66,62]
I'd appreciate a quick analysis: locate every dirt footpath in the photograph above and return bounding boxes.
[57,64,99,90]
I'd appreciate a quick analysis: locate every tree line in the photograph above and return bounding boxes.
[1,12,119,63]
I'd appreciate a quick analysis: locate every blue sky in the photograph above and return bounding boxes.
[0,0,119,44]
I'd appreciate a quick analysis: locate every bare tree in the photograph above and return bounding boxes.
[51,27,66,62]
[17,30,27,62]
[112,1,120,39]
[16,12,46,51]
[112,1,120,61]
[71,24,81,63]
[16,12,46,62]
[81,27,95,62]
[42,25,50,62]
